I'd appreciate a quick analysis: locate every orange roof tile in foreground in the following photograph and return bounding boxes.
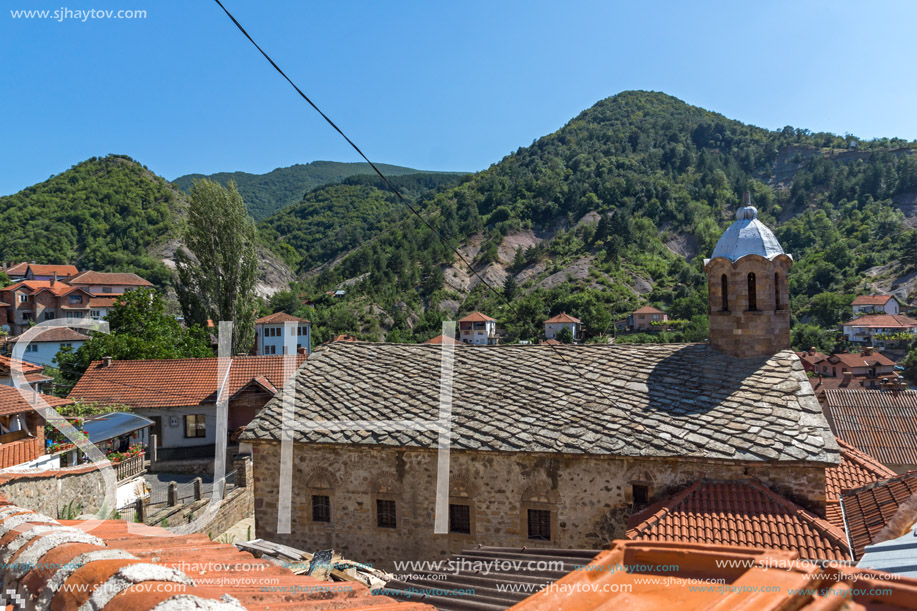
[69,355,307,409]
[0,383,72,416]
[255,312,310,325]
[0,495,432,611]
[825,439,897,528]
[544,312,581,324]
[457,311,496,323]
[509,540,917,611]
[841,471,917,559]
[0,436,43,469]
[626,480,851,561]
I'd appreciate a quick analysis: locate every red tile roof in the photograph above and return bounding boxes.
[0,383,72,416]
[458,311,496,323]
[509,540,917,611]
[841,471,917,559]
[1,280,84,297]
[541,338,561,345]
[625,479,851,560]
[633,305,665,315]
[255,312,310,324]
[795,350,829,367]
[823,389,917,468]
[24,264,79,277]
[4,262,29,276]
[89,296,119,308]
[842,313,917,328]
[67,271,153,286]
[11,327,90,343]
[0,495,432,611]
[0,355,45,376]
[0,436,43,469]
[826,439,898,528]
[423,334,460,345]
[543,312,581,324]
[853,294,898,306]
[69,356,307,409]
[830,351,897,368]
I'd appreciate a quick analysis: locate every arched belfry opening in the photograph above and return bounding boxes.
[704,193,792,358]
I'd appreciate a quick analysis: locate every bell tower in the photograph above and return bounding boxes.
[704,193,793,358]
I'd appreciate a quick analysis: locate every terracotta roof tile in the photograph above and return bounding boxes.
[825,439,897,529]
[422,334,460,345]
[625,480,851,560]
[823,389,917,467]
[243,343,839,464]
[852,294,897,306]
[67,271,153,286]
[830,351,897,368]
[88,297,119,308]
[633,306,665,315]
[543,312,581,324]
[5,262,29,276]
[1,280,85,297]
[255,312,310,324]
[0,437,43,469]
[509,540,917,611]
[0,384,72,416]
[11,328,90,343]
[842,313,917,328]
[457,311,496,323]
[0,355,44,376]
[23,264,79,277]
[0,495,433,611]
[69,355,307,409]
[841,471,917,559]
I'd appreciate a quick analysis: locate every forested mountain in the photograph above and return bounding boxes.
[173,161,462,220]
[261,91,917,347]
[0,155,180,285]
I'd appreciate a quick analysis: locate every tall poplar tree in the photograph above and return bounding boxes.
[175,179,258,355]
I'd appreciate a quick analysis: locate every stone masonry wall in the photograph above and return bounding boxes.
[0,464,106,517]
[251,441,828,569]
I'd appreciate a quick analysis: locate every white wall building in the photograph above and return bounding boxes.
[852,295,901,316]
[254,312,311,356]
[458,312,498,345]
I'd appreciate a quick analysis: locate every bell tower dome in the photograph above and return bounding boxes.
[704,193,793,358]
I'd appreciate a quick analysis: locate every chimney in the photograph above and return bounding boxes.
[842,370,852,386]
[863,346,873,356]
[809,347,816,355]
[52,271,58,285]
[102,356,112,368]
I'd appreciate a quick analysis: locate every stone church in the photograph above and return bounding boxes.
[243,197,839,567]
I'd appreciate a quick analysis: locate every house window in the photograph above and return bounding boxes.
[527,509,552,541]
[632,484,649,506]
[721,274,729,311]
[66,312,83,320]
[68,295,82,304]
[184,414,206,438]
[18,294,28,303]
[312,495,331,523]
[26,344,38,353]
[774,272,781,310]
[91,310,102,320]
[449,504,471,534]
[44,312,55,321]
[747,273,757,311]
[61,343,71,349]
[102,287,112,293]
[376,499,397,529]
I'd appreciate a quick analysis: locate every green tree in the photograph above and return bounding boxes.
[0,271,10,288]
[503,275,518,301]
[556,326,574,344]
[175,179,259,355]
[56,289,212,384]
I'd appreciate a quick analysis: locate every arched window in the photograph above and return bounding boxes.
[720,274,729,311]
[747,273,757,311]
[774,272,781,310]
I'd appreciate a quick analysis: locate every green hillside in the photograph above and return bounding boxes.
[0,155,180,285]
[173,160,463,220]
[262,91,917,347]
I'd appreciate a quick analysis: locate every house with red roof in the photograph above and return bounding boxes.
[423,333,460,345]
[458,311,498,345]
[253,311,311,355]
[7,327,90,367]
[65,270,153,295]
[842,313,917,343]
[853,294,902,316]
[68,355,306,461]
[2,262,78,282]
[543,312,582,341]
[628,305,668,331]
[0,280,95,336]
[0,354,52,391]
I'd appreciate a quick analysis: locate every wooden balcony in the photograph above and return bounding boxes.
[114,453,145,481]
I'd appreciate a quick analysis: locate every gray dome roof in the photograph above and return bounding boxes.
[709,205,786,262]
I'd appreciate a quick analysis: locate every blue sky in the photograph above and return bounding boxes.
[2,0,916,195]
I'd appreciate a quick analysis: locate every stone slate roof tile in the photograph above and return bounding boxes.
[242,342,839,464]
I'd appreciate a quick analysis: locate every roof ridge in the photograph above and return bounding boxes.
[841,470,917,498]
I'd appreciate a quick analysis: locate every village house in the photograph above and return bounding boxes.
[64,270,153,295]
[841,313,917,344]
[797,347,900,403]
[543,312,582,341]
[7,327,90,367]
[0,280,95,336]
[0,355,52,391]
[629,306,667,331]
[0,384,71,470]
[1,263,78,282]
[253,312,311,356]
[852,294,901,316]
[68,355,306,461]
[241,199,848,568]
[458,311,498,345]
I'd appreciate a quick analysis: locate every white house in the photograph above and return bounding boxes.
[254,312,311,356]
[544,312,583,341]
[841,313,917,343]
[852,295,901,316]
[458,312,498,345]
[9,327,89,367]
